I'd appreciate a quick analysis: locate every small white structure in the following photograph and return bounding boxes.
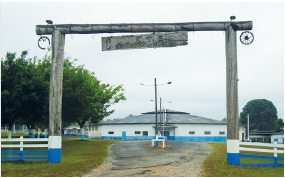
[89,109,246,142]
[249,130,284,144]
[62,125,80,135]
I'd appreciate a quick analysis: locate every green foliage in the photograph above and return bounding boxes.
[276,118,284,131]
[62,58,126,128]
[1,51,50,130]
[250,129,259,133]
[222,118,227,122]
[240,99,278,136]
[2,50,126,130]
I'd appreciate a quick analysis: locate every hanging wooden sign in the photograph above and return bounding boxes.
[102,31,188,51]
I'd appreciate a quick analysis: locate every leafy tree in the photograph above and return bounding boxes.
[62,58,126,129]
[1,52,23,130]
[222,118,227,122]
[276,118,284,131]
[1,51,50,131]
[2,50,126,132]
[240,99,278,134]
[251,129,259,133]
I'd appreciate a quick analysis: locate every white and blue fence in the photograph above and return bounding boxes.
[239,142,284,167]
[1,136,49,161]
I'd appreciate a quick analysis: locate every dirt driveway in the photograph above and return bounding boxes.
[83,140,212,177]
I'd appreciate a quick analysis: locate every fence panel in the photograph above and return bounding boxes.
[1,136,49,161]
[239,142,284,167]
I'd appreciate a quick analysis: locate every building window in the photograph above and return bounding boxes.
[135,131,141,134]
[189,131,195,134]
[95,125,98,131]
[108,131,114,134]
[142,131,148,136]
[204,131,211,135]
[219,131,225,135]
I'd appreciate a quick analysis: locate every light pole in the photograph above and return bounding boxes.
[140,79,172,147]
[247,114,249,142]
[151,98,171,136]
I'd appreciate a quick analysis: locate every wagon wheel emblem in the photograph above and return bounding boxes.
[240,31,254,45]
[38,36,50,50]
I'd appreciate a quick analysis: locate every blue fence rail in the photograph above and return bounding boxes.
[239,142,284,167]
[1,136,49,161]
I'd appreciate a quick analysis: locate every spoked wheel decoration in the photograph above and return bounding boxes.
[38,36,50,50]
[240,31,254,45]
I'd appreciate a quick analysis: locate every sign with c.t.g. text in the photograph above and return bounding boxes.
[102,31,188,51]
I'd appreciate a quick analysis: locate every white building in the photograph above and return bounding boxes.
[89,109,246,142]
[62,125,80,135]
[249,130,284,144]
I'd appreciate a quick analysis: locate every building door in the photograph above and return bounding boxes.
[163,131,170,140]
[122,131,126,140]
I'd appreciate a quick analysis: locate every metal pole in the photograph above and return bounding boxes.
[163,108,165,137]
[247,114,249,141]
[154,78,158,147]
[160,97,162,136]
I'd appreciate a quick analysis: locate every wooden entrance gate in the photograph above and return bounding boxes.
[35,19,253,164]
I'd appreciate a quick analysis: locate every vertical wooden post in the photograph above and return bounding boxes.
[226,24,240,165]
[48,29,65,163]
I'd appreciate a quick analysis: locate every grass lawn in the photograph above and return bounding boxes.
[1,133,121,177]
[202,142,284,177]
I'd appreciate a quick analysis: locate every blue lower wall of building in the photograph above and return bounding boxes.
[125,136,156,140]
[172,136,227,142]
[91,136,226,142]
[62,134,88,137]
[102,136,122,140]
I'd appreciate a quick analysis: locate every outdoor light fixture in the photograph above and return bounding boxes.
[140,79,172,147]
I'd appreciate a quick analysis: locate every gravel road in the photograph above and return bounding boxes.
[83,140,212,177]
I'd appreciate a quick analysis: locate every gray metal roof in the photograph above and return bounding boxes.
[249,131,284,136]
[100,109,226,125]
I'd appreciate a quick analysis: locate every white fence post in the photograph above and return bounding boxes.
[8,130,12,139]
[274,142,277,164]
[20,136,24,161]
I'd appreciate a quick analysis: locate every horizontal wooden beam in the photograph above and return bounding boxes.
[36,21,253,35]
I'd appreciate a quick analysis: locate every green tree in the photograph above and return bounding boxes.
[240,99,278,133]
[1,52,24,130]
[62,58,126,129]
[2,50,126,133]
[1,51,50,131]
[276,118,284,131]
[222,117,227,122]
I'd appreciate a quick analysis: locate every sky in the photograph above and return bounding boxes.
[1,1,284,121]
